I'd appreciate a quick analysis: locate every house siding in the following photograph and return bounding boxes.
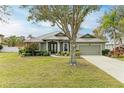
[39,43,46,51]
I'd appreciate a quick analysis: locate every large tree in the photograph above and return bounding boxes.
[101,6,124,55]
[25,5,99,65]
[0,5,10,23]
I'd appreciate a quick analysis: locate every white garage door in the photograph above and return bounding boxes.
[79,45,101,55]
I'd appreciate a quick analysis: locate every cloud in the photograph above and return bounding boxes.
[0,6,109,37]
[0,19,58,37]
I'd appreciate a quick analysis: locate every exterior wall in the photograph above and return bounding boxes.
[38,41,105,55]
[102,43,105,50]
[39,43,46,51]
[1,45,19,52]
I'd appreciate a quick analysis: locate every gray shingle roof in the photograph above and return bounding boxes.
[24,31,105,43]
[76,38,105,43]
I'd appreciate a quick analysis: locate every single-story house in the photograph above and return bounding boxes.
[24,31,105,55]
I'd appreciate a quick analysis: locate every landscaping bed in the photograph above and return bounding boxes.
[55,50,80,58]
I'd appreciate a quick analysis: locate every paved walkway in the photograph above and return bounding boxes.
[51,55,69,58]
[81,55,124,83]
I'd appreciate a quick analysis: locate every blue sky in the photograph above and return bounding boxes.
[0,5,112,37]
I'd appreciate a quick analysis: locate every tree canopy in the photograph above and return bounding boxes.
[0,6,10,23]
[27,5,99,40]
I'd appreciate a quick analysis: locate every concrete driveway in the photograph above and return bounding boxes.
[81,55,124,83]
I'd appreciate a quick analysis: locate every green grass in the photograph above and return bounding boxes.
[0,53,124,88]
[117,57,124,61]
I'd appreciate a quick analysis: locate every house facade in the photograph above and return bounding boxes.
[24,31,105,55]
[105,37,124,50]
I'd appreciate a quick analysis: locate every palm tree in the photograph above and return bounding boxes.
[101,10,119,56]
[93,26,106,40]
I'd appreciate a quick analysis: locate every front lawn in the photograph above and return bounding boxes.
[0,53,124,88]
[117,57,124,61]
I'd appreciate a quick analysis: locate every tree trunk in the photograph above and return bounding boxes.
[70,40,77,66]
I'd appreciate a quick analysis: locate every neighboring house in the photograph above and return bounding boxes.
[105,37,124,50]
[24,31,105,55]
[0,34,4,44]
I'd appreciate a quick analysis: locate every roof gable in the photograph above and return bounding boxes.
[80,34,96,38]
[55,32,66,37]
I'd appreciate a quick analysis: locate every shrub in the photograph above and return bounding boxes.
[65,51,70,56]
[102,49,110,56]
[0,45,3,50]
[56,51,70,56]
[106,46,124,57]
[19,48,26,54]
[42,51,50,56]
[19,48,50,57]
[61,51,66,56]
[76,50,80,58]
[21,53,32,57]
[56,51,81,57]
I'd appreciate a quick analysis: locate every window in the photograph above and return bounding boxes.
[64,43,68,51]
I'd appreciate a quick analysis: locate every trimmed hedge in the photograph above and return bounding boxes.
[19,48,50,57]
[102,49,110,56]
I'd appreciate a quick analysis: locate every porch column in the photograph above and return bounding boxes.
[67,42,69,51]
[38,43,41,51]
[63,42,64,51]
[57,41,60,52]
[46,41,48,52]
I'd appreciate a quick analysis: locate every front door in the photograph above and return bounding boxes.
[48,42,57,53]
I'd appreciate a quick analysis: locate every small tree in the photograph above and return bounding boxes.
[25,5,99,65]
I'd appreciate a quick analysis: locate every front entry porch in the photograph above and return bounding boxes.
[48,41,57,53]
[45,41,70,54]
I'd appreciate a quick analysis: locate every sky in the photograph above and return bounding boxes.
[0,5,112,37]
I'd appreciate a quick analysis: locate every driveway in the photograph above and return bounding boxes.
[81,55,124,83]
